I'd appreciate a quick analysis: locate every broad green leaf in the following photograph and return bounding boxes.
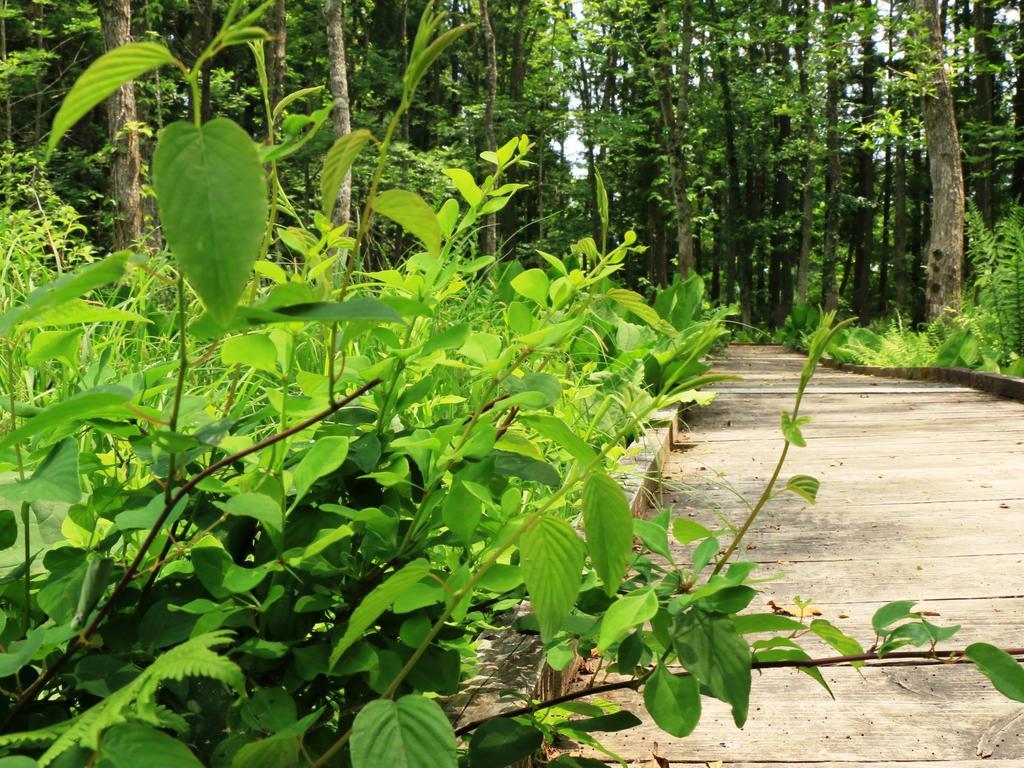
[510,268,549,306]
[230,708,321,768]
[321,129,373,218]
[871,600,919,634]
[673,609,752,727]
[493,451,561,487]
[672,518,712,544]
[0,500,69,578]
[442,168,483,206]
[23,299,148,329]
[597,589,659,652]
[97,724,204,768]
[809,619,865,661]
[582,473,633,597]
[0,509,15,549]
[731,613,806,634]
[469,718,542,768]
[422,323,470,356]
[692,536,719,573]
[329,560,430,669]
[785,474,819,504]
[642,665,701,738]
[594,167,609,239]
[780,411,809,447]
[220,493,283,533]
[27,329,82,367]
[350,695,456,768]
[240,297,403,326]
[606,288,666,330]
[0,438,81,504]
[221,334,278,373]
[0,388,132,451]
[521,516,585,642]
[556,710,642,734]
[520,415,597,465]
[372,189,442,257]
[634,517,672,561]
[965,643,1024,701]
[48,42,174,154]
[0,253,130,337]
[0,626,45,677]
[291,436,350,504]
[153,118,268,325]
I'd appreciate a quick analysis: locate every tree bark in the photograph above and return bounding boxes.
[852,0,877,325]
[795,0,815,305]
[479,0,498,257]
[326,0,353,227]
[99,0,144,251]
[821,0,842,310]
[1013,7,1024,199]
[654,4,695,278]
[972,0,996,225]
[917,0,965,320]
[266,0,287,110]
[894,141,910,308]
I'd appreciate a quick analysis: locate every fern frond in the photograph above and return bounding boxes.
[2,631,242,766]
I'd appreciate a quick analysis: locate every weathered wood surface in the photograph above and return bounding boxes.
[568,345,1024,766]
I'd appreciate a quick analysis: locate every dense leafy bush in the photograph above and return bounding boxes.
[1,6,1022,768]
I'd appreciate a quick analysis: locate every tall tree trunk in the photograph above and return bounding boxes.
[1014,8,1024,199]
[100,0,144,251]
[917,0,965,320]
[821,0,842,310]
[894,141,910,308]
[853,0,877,325]
[879,142,892,313]
[973,0,996,225]
[795,0,815,305]
[326,0,353,227]
[479,0,498,257]
[769,0,794,327]
[1,0,10,143]
[266,0,287,110]
[654,3,695,277]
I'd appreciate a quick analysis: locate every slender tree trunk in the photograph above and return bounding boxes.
[1013,8,1024,199]
[266,0,287,110]
[479,0,498,257]
[654,4,695,277]
[973,0,996,225]
[822,0,842,310]
[1,0,10,144]
[894,141,910,308]
[99,0,144,251]
[853,0,877,325]
[917,0,965,320]
[326,0,353,227]
[879,142,892,314]
[795,0,815,305]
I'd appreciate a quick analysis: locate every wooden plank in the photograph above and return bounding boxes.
[567,666,1024,763]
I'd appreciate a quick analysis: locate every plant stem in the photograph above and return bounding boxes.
[452,646,1024,737]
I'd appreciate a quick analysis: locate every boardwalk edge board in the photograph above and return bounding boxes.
[820,356,1024,402]
[443,409,679,735]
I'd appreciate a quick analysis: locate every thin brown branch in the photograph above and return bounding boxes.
[452,646,1024,737]
[0,377,382,733]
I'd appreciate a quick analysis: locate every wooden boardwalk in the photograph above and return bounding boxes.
[576,345,1024,766]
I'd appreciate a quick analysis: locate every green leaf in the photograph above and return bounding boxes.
[731,613,806,634]
[321,129,373,218]
[97,724,204,768]
[329,560,431,669]
[350,695,456,768]
[965,643,1024,701]
[241,297,403,326]
[0,438,81,504]
[0,626,45,677]
[642,665,701,737]
[521,516,585,642]
[469,718,542,768]
[442,168,483,206]
[493,451,561,487]
[221,334,278,373]
[220,493,283,533]
[597,589,659,652]
[606,288,666,330]
[673,609,752,727]
[633,516,672,560]
[780,411,809,447]
[582,473,633,597]
[153,118,268,325]
[520,415,597,465]
[673,518,713,544]
[0,509,15,550]
[27,329,82,367]
[785,474,819,504]
[291,436,350,505]
[557,710,642,734]
[809,619,865,661]
[594,168,609,240]
[372,189,442,258]
[0,253,131,337]
[871,600,919,634]
[0,387,131,451]
[48,42,174,154]
[510,268,549,306]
